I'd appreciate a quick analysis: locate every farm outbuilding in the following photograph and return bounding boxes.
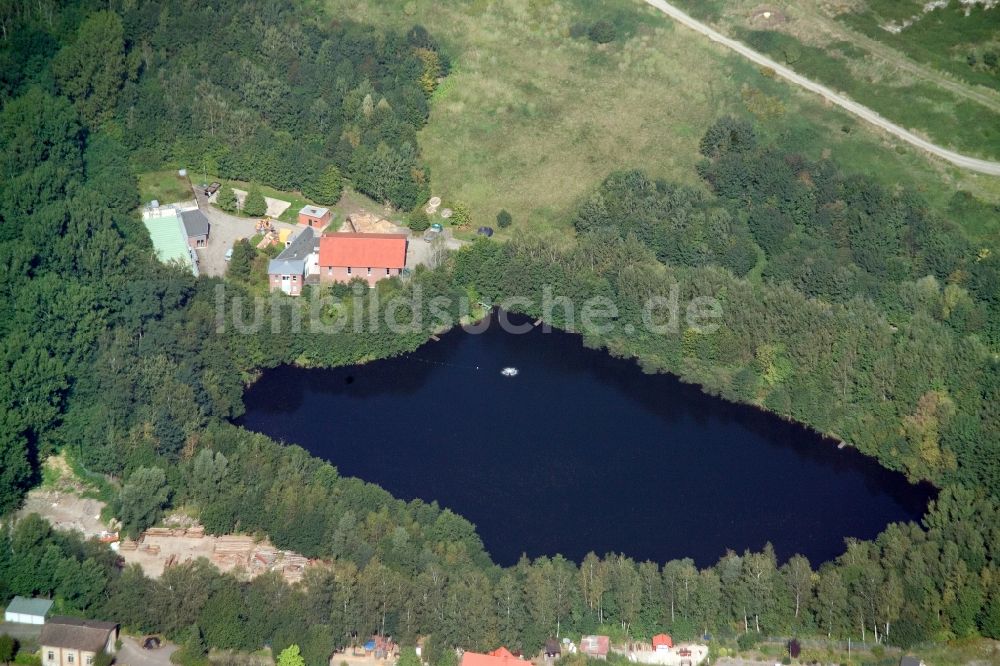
[4,596,53,625]
[298,205,332,228]
[652,634,673,651]
[579,636,609,659]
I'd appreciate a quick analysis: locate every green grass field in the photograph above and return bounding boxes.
[326,0,1000,244]
[138,169,194,205]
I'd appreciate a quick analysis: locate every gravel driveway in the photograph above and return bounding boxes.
[193,187,300,278]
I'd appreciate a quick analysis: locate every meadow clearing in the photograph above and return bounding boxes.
[324,0,1000,242]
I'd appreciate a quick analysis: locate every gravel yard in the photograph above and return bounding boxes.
[194,187,299,277]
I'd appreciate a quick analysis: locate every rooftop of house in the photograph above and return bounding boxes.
[459,648,525,666]
[5,596,54,617]
[180,208,210,237]
[299,205,330,218]
[318,232,407,269]
[268,227,317,276]
[141,206,197,276]
[39,617,118,653]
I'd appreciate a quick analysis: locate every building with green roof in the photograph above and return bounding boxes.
[5,596,54,624]
[142,205,198,276]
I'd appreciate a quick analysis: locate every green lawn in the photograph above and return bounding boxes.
[138,169,194,205]
[325,0,1000,244]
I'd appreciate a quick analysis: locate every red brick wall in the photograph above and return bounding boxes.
[269,273,303,295]
[319,265,400,287]
[298,211,332,228]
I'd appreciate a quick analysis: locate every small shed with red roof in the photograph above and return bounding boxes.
[652,634,673,651]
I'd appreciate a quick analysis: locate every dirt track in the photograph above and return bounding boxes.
[644,0,1000,176]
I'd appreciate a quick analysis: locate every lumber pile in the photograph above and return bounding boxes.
[144,527,173,537]
[212,535,254,567]
[119,539,138,551]
[281,553,310,583]
[187,525,205,538]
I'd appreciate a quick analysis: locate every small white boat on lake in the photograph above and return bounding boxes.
[501,367,519,377]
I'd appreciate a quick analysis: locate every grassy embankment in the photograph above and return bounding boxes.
[325,0,1000,243]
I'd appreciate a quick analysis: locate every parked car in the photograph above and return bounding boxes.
[224,247,234,261]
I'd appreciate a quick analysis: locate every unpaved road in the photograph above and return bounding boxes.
[815,14,1000,115]
[644,0,1000,176]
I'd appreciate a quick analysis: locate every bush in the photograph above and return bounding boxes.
[243,184,266,217]
[736,633,759,651]
[217,187,238,213]
[0,635,16,665]
[450,202,471,226]
[409,206,430,232]
[588,20,616,44]
[496,209,512,229]
[228,239,257,282]
[14,654,40,666]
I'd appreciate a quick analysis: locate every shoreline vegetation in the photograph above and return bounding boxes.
[0,0,998,664]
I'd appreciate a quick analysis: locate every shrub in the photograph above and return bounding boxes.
[228,239,256,282]
[588,20,616,44]
[496,209,512,229]
[450,202,471,226]
[736,633,758,651]
[14,654,40,666]
[569,22,589,39]
[409,206,430,232]
[0,635,16,665]
[243,184,266,217]
[217,186,238,213]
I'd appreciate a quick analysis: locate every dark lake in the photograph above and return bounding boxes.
[238,312,933,568]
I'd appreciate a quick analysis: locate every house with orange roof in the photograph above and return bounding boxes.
[459,647,525,666]
[318,233,407,287]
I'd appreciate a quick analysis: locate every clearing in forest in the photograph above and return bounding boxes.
[328,0,1000,240]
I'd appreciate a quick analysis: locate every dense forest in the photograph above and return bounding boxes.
[1,1,1000,665]
[1,0,442,209]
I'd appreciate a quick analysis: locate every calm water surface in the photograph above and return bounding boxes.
[238,313,933,567]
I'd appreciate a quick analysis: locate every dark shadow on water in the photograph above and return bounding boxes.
[238,312,935,567]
